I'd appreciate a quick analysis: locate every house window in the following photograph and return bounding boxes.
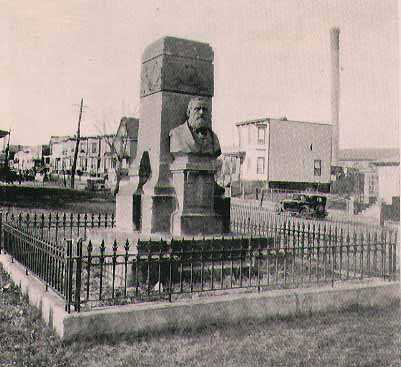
[257,127,266,145]
[257,157,265,174]
[314,160,322,176]
[92,142,97,154]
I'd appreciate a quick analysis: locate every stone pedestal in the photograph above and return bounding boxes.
[170,155,222,236]
[115,179,136,231]
[116,36,215,234]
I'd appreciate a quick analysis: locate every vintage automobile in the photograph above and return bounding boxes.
[86,177,106,191]
[277,193,327,218]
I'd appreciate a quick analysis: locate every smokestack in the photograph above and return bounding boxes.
[330,28,340,165]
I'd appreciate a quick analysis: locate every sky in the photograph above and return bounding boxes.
[1,0,399,149]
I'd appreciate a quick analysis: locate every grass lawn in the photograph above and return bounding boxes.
[0,264,400,367]
[0,184,115,214]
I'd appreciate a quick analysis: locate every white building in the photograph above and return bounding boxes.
[49,117,139,179]
[222,117,332,192]
[13,145,50,171]
[372,156,400,205]
[50,135,112,175]
[337,148,399,204]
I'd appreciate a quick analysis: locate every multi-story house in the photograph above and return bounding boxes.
[48,117,139,180]
[49,136,70,172]
[50,136,105,175]
[221,117,332,193]
[13,145,50,171]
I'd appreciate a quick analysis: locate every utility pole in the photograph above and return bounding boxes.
[71,98,83,189]
[4,129,11,165]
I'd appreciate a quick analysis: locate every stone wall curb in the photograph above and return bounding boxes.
[0,254,66,337]
[1,254,399,341]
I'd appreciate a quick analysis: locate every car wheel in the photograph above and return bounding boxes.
[316,204,325,215]
[299,207,310,217]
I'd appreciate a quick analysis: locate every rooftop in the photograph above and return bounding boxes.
[50,134,115,143]
[235,117,330,127]
[117,117,139,139]
[339,148,399,162]
[220,145,246,156]
[0,130,9,139]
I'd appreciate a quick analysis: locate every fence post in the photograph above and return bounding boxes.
[69,213,73,238]
[0,212,2,254]
[74,239,83,312]
[331,245,335,287]
[77,214,81,237]
[55,213,59,243]
[168,250,173,303]
[124,239,130,298]
[99,240,105,300]
[65,239,73,313]
[393,231,398,281]
[388,230,397,281]
[112,239,118,299]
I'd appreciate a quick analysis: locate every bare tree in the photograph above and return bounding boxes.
[92,102,139,195]
[94,109,137,196]
[103,118,132,196]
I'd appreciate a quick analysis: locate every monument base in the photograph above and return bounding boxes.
[170,155,226,236]
[171,212,223,236]
[115,179,136,232]
[140,192,176,234]
[116,177,176,234]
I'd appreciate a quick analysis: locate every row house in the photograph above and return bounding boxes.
[50,135,115,176]
[13,145,50,171]
[49,117,139,178]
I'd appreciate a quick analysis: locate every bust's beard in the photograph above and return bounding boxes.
[195,128,208,141]
[189,117,210,139]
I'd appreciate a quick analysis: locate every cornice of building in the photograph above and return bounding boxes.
[235,117,330,127]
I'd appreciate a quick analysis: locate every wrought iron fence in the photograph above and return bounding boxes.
[0,210,398,314]
[1,220,68,301]
[230,200,387,235]
[62,229,397,312]
[1,211,114,243]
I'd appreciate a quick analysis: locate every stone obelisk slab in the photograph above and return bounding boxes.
[116,37,214,234]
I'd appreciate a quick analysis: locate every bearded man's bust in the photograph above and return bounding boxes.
[169,97,221,158]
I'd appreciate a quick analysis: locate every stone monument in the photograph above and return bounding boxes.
[169,96,224,235]
[115,36,229,236]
